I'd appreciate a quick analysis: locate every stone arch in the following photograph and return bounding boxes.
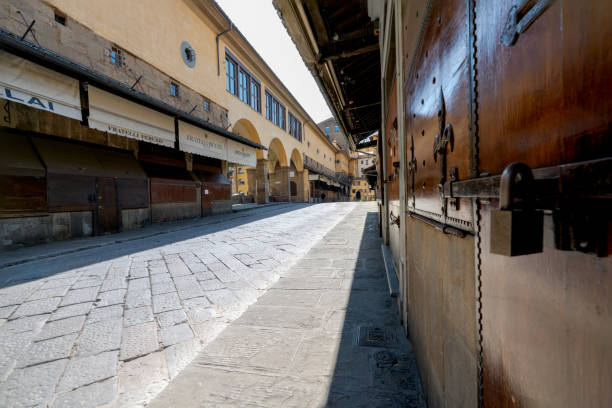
[268,138,288,168]
[289,148,303,172]
[231,118,264,160]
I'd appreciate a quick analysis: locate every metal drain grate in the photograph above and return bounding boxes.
[354,325,399,347]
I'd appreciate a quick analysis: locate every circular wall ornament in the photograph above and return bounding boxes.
[181,41,196,68]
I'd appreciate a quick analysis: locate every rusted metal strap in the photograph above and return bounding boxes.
[406,211,472,238]
[443,157,612,200]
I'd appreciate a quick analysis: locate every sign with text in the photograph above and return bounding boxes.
[226,139,257,167]
[88,86,175,147]
[178,121,227,161]
[0,50,82,120]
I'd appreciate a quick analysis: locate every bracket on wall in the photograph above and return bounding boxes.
[448,167,459,211]
[2,100,10,124]
[433,87,454,215]
[16,11,39,45]
[408,132,417,208]
[389,211,400,227]
[130,75,143,90]
[501,0,552,46]
[20,20,36,41]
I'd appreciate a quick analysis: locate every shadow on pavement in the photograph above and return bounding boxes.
[324,211,426,407]
[0,203,310,289]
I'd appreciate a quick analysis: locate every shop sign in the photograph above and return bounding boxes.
[88,86,175,147]
[178,121,227,161]
[227,139,257,167]
[0,50,82,120]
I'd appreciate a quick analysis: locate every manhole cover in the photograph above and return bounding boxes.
[354,325,398,347]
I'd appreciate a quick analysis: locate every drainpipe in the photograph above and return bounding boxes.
[216,23,233,76]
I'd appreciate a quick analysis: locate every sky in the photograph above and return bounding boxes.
[215,0,332,123]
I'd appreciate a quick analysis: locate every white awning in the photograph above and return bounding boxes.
[227,139,257,167]
[0,50,81,120]
[178,120,227,161]
[308,174,333,184]
[88,86,175,147]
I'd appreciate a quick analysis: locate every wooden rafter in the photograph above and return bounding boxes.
[303,0,329,46]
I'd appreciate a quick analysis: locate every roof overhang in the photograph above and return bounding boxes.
[273,0,381,147]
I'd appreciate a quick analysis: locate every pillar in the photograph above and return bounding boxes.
[274,166,291,202]
[296,169,309,202]
[246,168,256,197]
[255,159,269,204]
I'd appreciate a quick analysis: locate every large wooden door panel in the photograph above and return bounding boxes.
[95,177,119,234]
[480,202,612,407]
[474,1,612,406]
[476,0,612,174]
[405,0,473,229]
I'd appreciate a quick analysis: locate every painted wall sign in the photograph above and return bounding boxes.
[226,139,257,167]
[178,121,227,161]
[0,50,82,120]
[88,86,175,147]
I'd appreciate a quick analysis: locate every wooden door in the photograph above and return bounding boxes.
[95,177,119,234]
[402,0,611,406]
[473,1,612,406]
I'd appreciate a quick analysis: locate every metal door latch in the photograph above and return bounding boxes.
[389,211,400,227]
[490,162,544,256]
[501,0,553,46]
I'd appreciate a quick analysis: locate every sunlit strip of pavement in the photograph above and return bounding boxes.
[0,202,357,408]
[149,202,426,408]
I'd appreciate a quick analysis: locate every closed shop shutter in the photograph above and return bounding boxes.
[31,136,148,211]
[196,172,230,213]
[0,130,46,213]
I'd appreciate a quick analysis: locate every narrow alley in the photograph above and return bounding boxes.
[0,202,424,407]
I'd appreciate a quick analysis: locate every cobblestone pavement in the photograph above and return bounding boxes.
[0,203,357,408]
[150,202,426,407]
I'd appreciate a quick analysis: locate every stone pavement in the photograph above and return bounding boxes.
[0,203,357,407]
[149,203,426,407]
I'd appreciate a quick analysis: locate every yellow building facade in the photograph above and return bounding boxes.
[47,0,346,202]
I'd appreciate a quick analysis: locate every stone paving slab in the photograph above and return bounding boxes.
[0,203,355,407]
[149,203,426,408]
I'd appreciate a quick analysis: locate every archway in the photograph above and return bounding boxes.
[289,148,303,172]
[231,118,263,199]
[356,191,362,201]
[232,118,264,160]
[288,148,304,201]
[268,138,290,201]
